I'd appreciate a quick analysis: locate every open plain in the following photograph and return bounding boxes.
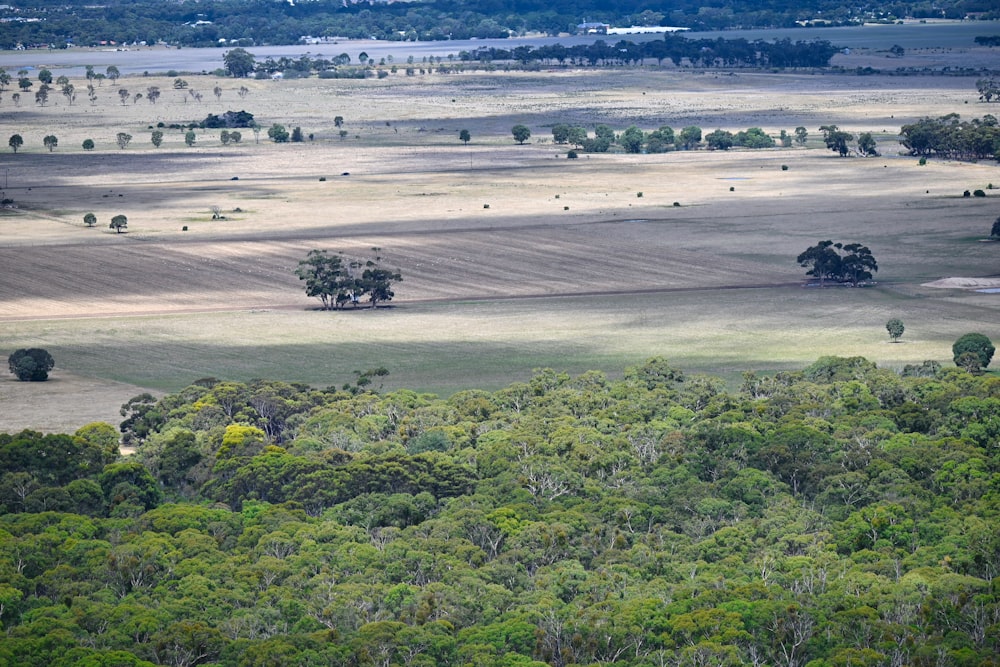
[1,59,999,432]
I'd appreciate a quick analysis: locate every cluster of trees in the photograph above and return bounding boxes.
[797,240,878,286]
[899,113,1000,161]
[1,352,999,666]
[296,248,402,309]
[819,124,878,157]
[4,0,994,49]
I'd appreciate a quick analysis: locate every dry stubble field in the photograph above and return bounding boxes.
[1,65,999,432]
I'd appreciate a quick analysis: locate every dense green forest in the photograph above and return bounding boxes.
[1,356,998,666]
[2,0,998,48]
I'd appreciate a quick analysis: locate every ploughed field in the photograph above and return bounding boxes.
[1,67,998,431]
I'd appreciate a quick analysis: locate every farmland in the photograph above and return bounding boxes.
[1,59,999,433]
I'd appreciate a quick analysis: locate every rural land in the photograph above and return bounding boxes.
[0,10,1000,667]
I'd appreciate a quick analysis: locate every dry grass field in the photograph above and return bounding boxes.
[1,64,999,432]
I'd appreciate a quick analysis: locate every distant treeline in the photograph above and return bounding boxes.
[2,0,997,49]
[457,35,840,68]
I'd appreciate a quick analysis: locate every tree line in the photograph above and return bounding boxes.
[3,0,993,49]
[1,352,998,666]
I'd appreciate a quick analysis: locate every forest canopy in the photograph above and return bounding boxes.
[1,356,998,667]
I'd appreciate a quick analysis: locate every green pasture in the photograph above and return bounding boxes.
[4,284,996,396]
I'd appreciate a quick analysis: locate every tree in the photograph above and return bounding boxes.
[357,249,402,308]
[857,132,878,156]
[184,130,196,147]
[819,124,854,156]
[459,129,471,145]
[37,68,52,84]
[146,86,160,104]
[679,126,702,149]
[110,214,128,234]
[797,240,877,287]
[213,85,222,101]
[268,124,289,142]
[84,212,97,227]
[511,124,531,144]
[82,138,95,151]
[295,249,349,310]
[118,88,129,105]
[952,333,995,373]
[991,216,1000,238]
[886,318,904,342]
[705,129,735,150]
[43,135,57,152]
[620,125,645,153]
[220,130,231,145]
[34,86,49,106]
[106,65,120,83]
[290,126,304,142]
[238,86,249,98]
[8,134,22,153]
[151,130,163,147]
[117,132,132,149]
[224,48,256,78]
[62,83,75,105]
[334,115,344,128]
[8,348,55,381]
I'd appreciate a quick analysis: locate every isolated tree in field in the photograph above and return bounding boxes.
[11,93,19,106]
[886,318,904,342]
[238,86,249,99]
[0,69,9,91]
[82,138,94,150]
[106,65,120,83]
[8,348,55,382]
[230,131,242,144]
[184,130,196,147]
[220,130,231,145]
[857,132,878,156]
[37,68,52,85]
[34,87,48,106]
[459,129,471,144]
[295,249,349,310]
[511,124,531,144]
[116,132,132,150]
[146,86,160,104]
[797,240,878,286]
[62,83,75,105]
[820,125,854,156]
[952,333,995,373]
[18,76,31,91]
[290,126,304,142]
[267,123,289,143]
[118,88,129,105]
[334,115,344,128]
[151,130,163,147]
[109,214,128,233]
[224,48,256,78]
[213,85,222,101]
[133,93,142,104]
[43,135,57,152]
[85,65,94,82]
[8,134,22,153]
[83,212,97,227]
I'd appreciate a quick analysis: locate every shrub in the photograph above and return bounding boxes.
[918,156,927,165]
[319,176,326,182]
[964,190,971,197]
[973,189,986,197]
[781,165,789,171]
[637,192,643,198]
[567,150,578,159]
[82,138,95,150]
[673,202,681,207]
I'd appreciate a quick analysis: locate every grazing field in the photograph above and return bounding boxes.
[1,64,999,433]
